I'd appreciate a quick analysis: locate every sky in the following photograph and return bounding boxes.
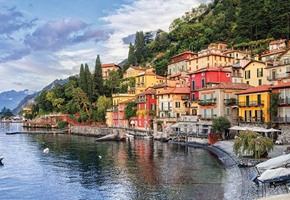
[0,0,207,93]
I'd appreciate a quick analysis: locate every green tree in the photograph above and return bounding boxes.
[85,63,93,101]
[233,130,274,159]
[125,101,136,120]
[105,70,121,94]
[134,31,145,64]
[79,64,87,94]
[93,55,104,101]
[212,116,231,139]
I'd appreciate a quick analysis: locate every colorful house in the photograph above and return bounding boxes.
[186,43,233,72]
[101,63,121,80]
[243,60,269,86]
[123,66,147,79]
[188,67,232,102]
[266,48,290,85]
[135,71,166,94]
[236,84,271,123]
[167,51,197,76]
[135,88,156,130]
[198,82,252,124]
[272,81,290,123]
[112,93,135,127]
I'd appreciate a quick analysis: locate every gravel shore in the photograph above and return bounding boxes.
[214,140,290,200]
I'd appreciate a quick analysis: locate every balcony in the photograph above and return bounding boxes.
[136,98,147,103]
[224,98,237,106]
[198,98,216,106]
[279,98,290,105]
[136,82,145,88]
[232,73,242,78]
[238,117,264,123]
[190,85,202,92]
[159,107,172,111]
[238,101,264,107]
[267,73,290,81]
[181,95,190,100]
[199,114,216,120]
[272,116,290,123]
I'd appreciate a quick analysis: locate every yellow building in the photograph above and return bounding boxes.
[123,66,154,79]
[135,71,166,94]
[105,109,113,127]
[112,93,135,110]
[236,84,271,123]
[243,60,268,86]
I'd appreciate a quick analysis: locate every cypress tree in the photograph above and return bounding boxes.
[134,31,145,64]
[123,43,136,73]
[85,63,93,102]
[93,55,104,101]
[79,64,87,94]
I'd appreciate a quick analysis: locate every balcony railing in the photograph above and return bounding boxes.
[232,73,242,78]
[198,98,216,106]
[238,101,264,107]
[238,117,264,123]
[136,98,147,103]
[272,116,290,123]
[224,98,237,106]
[199,114,216,120]
[159,107,172,111]
[267,73,290,81]
[279,98,290,105]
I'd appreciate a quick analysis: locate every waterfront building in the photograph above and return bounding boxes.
[272,81,290,123]
[198,82,252,125]
[235,84,271,123]
[112,93,135,127]
[101,63,121,80]
[135,87,156,130]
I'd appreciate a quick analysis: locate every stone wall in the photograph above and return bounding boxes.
[70,126,113,137]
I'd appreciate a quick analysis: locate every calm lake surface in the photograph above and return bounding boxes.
[0,123,226,200]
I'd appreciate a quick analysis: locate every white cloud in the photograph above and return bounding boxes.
[99,0,201,63]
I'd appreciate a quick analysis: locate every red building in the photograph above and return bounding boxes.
[188,67,232,101]
[135,88,156,130]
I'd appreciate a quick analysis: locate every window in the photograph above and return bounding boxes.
[192,80,195,91]
[257,94,261,105]
[175,102,180,108]
[246,81,249,85]
[258,79,262,85]
[202,79,205,88]
[257,68,263,77]
[245,70,251,79]
[225,93,230,99]
[192,93,196,101]
[211,108,214,118]
[168,94,170,98]
[226,73,230,77]
[226,107,230,115]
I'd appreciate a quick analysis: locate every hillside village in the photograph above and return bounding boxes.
[104,39,290,143]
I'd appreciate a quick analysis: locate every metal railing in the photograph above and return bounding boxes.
[198,98,216,106]
[267,73,290,81]
[224,98,237,106]
[238,101,264,107]
[279,98,290,105]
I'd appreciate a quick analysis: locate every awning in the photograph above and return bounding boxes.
[229,126,249,131]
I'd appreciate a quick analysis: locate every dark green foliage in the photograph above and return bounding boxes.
[85,63,93,101]
[125,102,137,120]
[58,121,68,129]
[212,116,231,134]
[270,92,279,124]
[0,107,14,119]
[93,55,104,101]
[79,64,86,94]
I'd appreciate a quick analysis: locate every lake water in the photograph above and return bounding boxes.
[0,123,226,200]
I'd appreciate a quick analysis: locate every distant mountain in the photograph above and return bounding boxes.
[0,89,32,111]
[12,78,70,115]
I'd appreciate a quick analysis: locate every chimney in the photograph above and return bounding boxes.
[254,54,259,61]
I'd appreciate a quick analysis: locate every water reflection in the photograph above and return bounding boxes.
[0,123,226,200]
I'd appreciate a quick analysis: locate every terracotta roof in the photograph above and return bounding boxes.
[199,82,253,91]
[261,49,285,57]
[120,98,136,104]
[270,39,286,45]
[136,88,156,96]
[272,81,290,89]
[102,63,120,68]
[235,84,271,95]
[188,67,231,75]
[242,60,267,69]
[157,87,189,95]
[170,51,197,59]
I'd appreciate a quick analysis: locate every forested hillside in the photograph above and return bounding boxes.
[123,0,290,76]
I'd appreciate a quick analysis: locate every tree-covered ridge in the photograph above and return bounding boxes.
[123,0,290,77]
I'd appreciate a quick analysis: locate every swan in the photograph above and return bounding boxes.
[43,148,49,154]
[98,155,102,159]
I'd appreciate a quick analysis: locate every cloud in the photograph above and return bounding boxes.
[0,48,31,63]
[0,6,37,36]
[99,0,202,63]
[122,33,135,44]
[25,18,111,51]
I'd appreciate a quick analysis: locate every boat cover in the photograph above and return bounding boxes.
[258,167,290,183]
[256,154,290,172]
